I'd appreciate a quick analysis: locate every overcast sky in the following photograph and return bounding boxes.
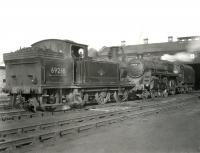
[0,0,199,57]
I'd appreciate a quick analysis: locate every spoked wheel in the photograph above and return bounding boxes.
[120,90,128,102]
[114,90,128,103]
[15,95,26,109]
[95,92,110,105]
[163,90,168,98]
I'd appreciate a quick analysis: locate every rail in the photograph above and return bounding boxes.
[0,94,198,152]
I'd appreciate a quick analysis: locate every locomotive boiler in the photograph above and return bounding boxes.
[3,39,133,110]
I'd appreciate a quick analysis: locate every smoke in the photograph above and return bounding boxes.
[161,52,195,62]
[161,39,200,62]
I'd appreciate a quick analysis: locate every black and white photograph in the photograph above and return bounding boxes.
[0,0,200,153]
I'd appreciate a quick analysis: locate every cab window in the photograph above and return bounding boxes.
[71,45,85,58]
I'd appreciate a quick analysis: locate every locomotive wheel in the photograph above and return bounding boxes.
[95,92,110,105]
[95,92,103,104]
[15,95,26,109]
[114,90,128,103]
[106,92,111,102]
[163,90,168,98]
[119,90,128,102]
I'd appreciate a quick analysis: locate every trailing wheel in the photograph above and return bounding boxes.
[95,92,110,104]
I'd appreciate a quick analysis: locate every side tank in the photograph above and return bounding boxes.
[75,59,120,86]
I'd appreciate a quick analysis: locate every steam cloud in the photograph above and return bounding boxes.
[161,39,200,62]
[161,52,195,62]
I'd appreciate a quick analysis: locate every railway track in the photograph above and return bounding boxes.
[0,93,197,122]
[0,94,199,153]
[0,99,11,111]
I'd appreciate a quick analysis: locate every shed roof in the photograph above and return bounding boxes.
[99,40,195,56]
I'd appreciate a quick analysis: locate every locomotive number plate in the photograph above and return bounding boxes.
[45,62,67,77]
[44,61,72,83]
[50,67,66,76]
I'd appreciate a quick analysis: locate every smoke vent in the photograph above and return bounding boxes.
[144,38,148,44]
[168,36,173,42]
[121,40,126,46]
[178,36,200,42]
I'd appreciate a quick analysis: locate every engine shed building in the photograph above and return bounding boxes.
[99,36,200,89]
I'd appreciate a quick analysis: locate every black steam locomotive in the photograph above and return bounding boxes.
[3,39,195,110]
[104,46,195,99]
[3,39,132,110]
[127,58,195,99]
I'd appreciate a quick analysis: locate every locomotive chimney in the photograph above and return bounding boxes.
[168,36,173,42]
[144,38,148,44]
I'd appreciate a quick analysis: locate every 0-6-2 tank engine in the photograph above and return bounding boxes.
[3,39,133,111]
